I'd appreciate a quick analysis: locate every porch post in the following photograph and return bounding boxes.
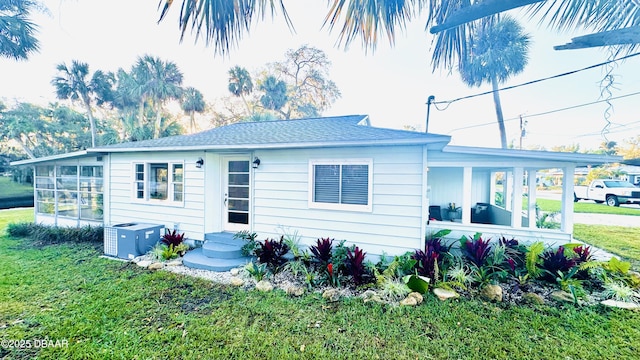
[489,172,497,206]
[561,166,575,234]
[511,167,523,228]
[504,171,512,211]
[462,167,472,224]
[527,169,537,228]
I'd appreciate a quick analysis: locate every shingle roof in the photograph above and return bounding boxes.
[90,114,451,152]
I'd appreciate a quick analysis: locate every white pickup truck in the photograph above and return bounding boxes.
[574,179,640,207]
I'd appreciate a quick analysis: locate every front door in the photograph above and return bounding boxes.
[223,156,251,232]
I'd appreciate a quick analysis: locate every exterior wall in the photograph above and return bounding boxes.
[251,145,426,256]
[33,156,105,228]
[108,151,206,241]
[427,222,572,248]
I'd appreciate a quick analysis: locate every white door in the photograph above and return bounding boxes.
[223,156,251,232]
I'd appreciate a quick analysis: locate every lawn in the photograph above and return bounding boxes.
[536,198,640,216]
[0,177,33,209]
[1,209,640,359]
[0,177,32,198]
[574,224,640,270]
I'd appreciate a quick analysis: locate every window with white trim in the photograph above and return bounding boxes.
[309,160,372,211]
[132,162,184,204]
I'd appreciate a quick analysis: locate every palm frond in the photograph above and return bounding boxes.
[323,0,426,51]
[157,0,293,55]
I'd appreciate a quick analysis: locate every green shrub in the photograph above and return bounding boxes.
[7,223,103,245]
[6,222,37,237]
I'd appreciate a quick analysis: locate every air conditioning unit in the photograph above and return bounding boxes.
[104,223,163,259]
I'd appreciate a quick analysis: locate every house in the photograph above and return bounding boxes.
[12,115,620,267]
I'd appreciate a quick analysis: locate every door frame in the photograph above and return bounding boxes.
[222,155,252,232]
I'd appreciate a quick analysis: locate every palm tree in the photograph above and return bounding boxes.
[132,55,184,139]
[51,61,114,148]
[228,66,254,114]
[0,0,39,60]
[181,87,206,132]
[458,16,530,148]
[157,1,640,58]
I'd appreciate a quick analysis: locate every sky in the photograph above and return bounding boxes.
[1,0,639,150]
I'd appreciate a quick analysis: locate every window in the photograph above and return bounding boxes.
[309,160,372,211]
[132,162,184,204]
[34,164,103,221]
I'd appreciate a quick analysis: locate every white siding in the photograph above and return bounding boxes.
[108,151,206,241]
[251,146,425,256]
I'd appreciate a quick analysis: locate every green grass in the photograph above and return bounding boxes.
[536,198,640,216]
[0,177,33,198]
[574,224,640,270]
[1,208,640,359]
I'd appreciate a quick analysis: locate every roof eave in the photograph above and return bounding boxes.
[89,137,451,153]
[442,145,622,165]
[9,150,97,166]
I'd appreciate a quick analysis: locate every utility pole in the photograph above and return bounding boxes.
[425,95,435,133]
[519,115,527,149]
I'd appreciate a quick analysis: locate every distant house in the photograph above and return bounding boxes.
[12,115,620,259]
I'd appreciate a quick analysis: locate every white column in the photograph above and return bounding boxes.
[527,169,537,228]
[504,171,512,210]
[511,167,523,228]
[462,167,472,224]
[489,172,497,206]
[561,165,575,235]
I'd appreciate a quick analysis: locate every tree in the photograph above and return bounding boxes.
[157,1,640,62]
[0,0,39,60]
[597,140,618,156]
[52,60,114,147]
[228,66,254,114]
[131,55,184,139]
[0,102,42,158]
[458,16,530,148]
[269,45,340,119]
[617,136,640,160]
[181,87,206,133]
[258,75,287,113]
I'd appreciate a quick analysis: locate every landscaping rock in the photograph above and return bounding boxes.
[322,288,341,302]
[136,260,152,268]
[407,292,424,304]
[480,285,503,302]
[286,286,305,297]
[361,290,384,304]
[600,299,640,310]
[255,280,273,292]
[400,296,418,306]
[230,277,245,287]
[551,290,576,303]
[522,292,545,305]
[230,268,240,276]
[166,259,182,267]
[148,262,164,270]
[433,288,459,301]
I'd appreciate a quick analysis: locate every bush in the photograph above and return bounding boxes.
[6,222,37,237]
[7,223,103,245]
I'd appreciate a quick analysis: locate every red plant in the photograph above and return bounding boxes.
[162,229,185,247]
[345,246,367,285]
[310,237,334,264]
[460,235,492,268]
[327,263,333,276]
[255,236,290,272]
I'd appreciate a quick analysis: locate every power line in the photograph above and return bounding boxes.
[447,90,640,134]
[433,51,640,109]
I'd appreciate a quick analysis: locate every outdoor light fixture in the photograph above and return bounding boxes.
[252,157,261,169]
[196,157,204,168]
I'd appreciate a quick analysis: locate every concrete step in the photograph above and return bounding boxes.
[204,232,240,246]
[202,240,244,259]
[182,248,253,272]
